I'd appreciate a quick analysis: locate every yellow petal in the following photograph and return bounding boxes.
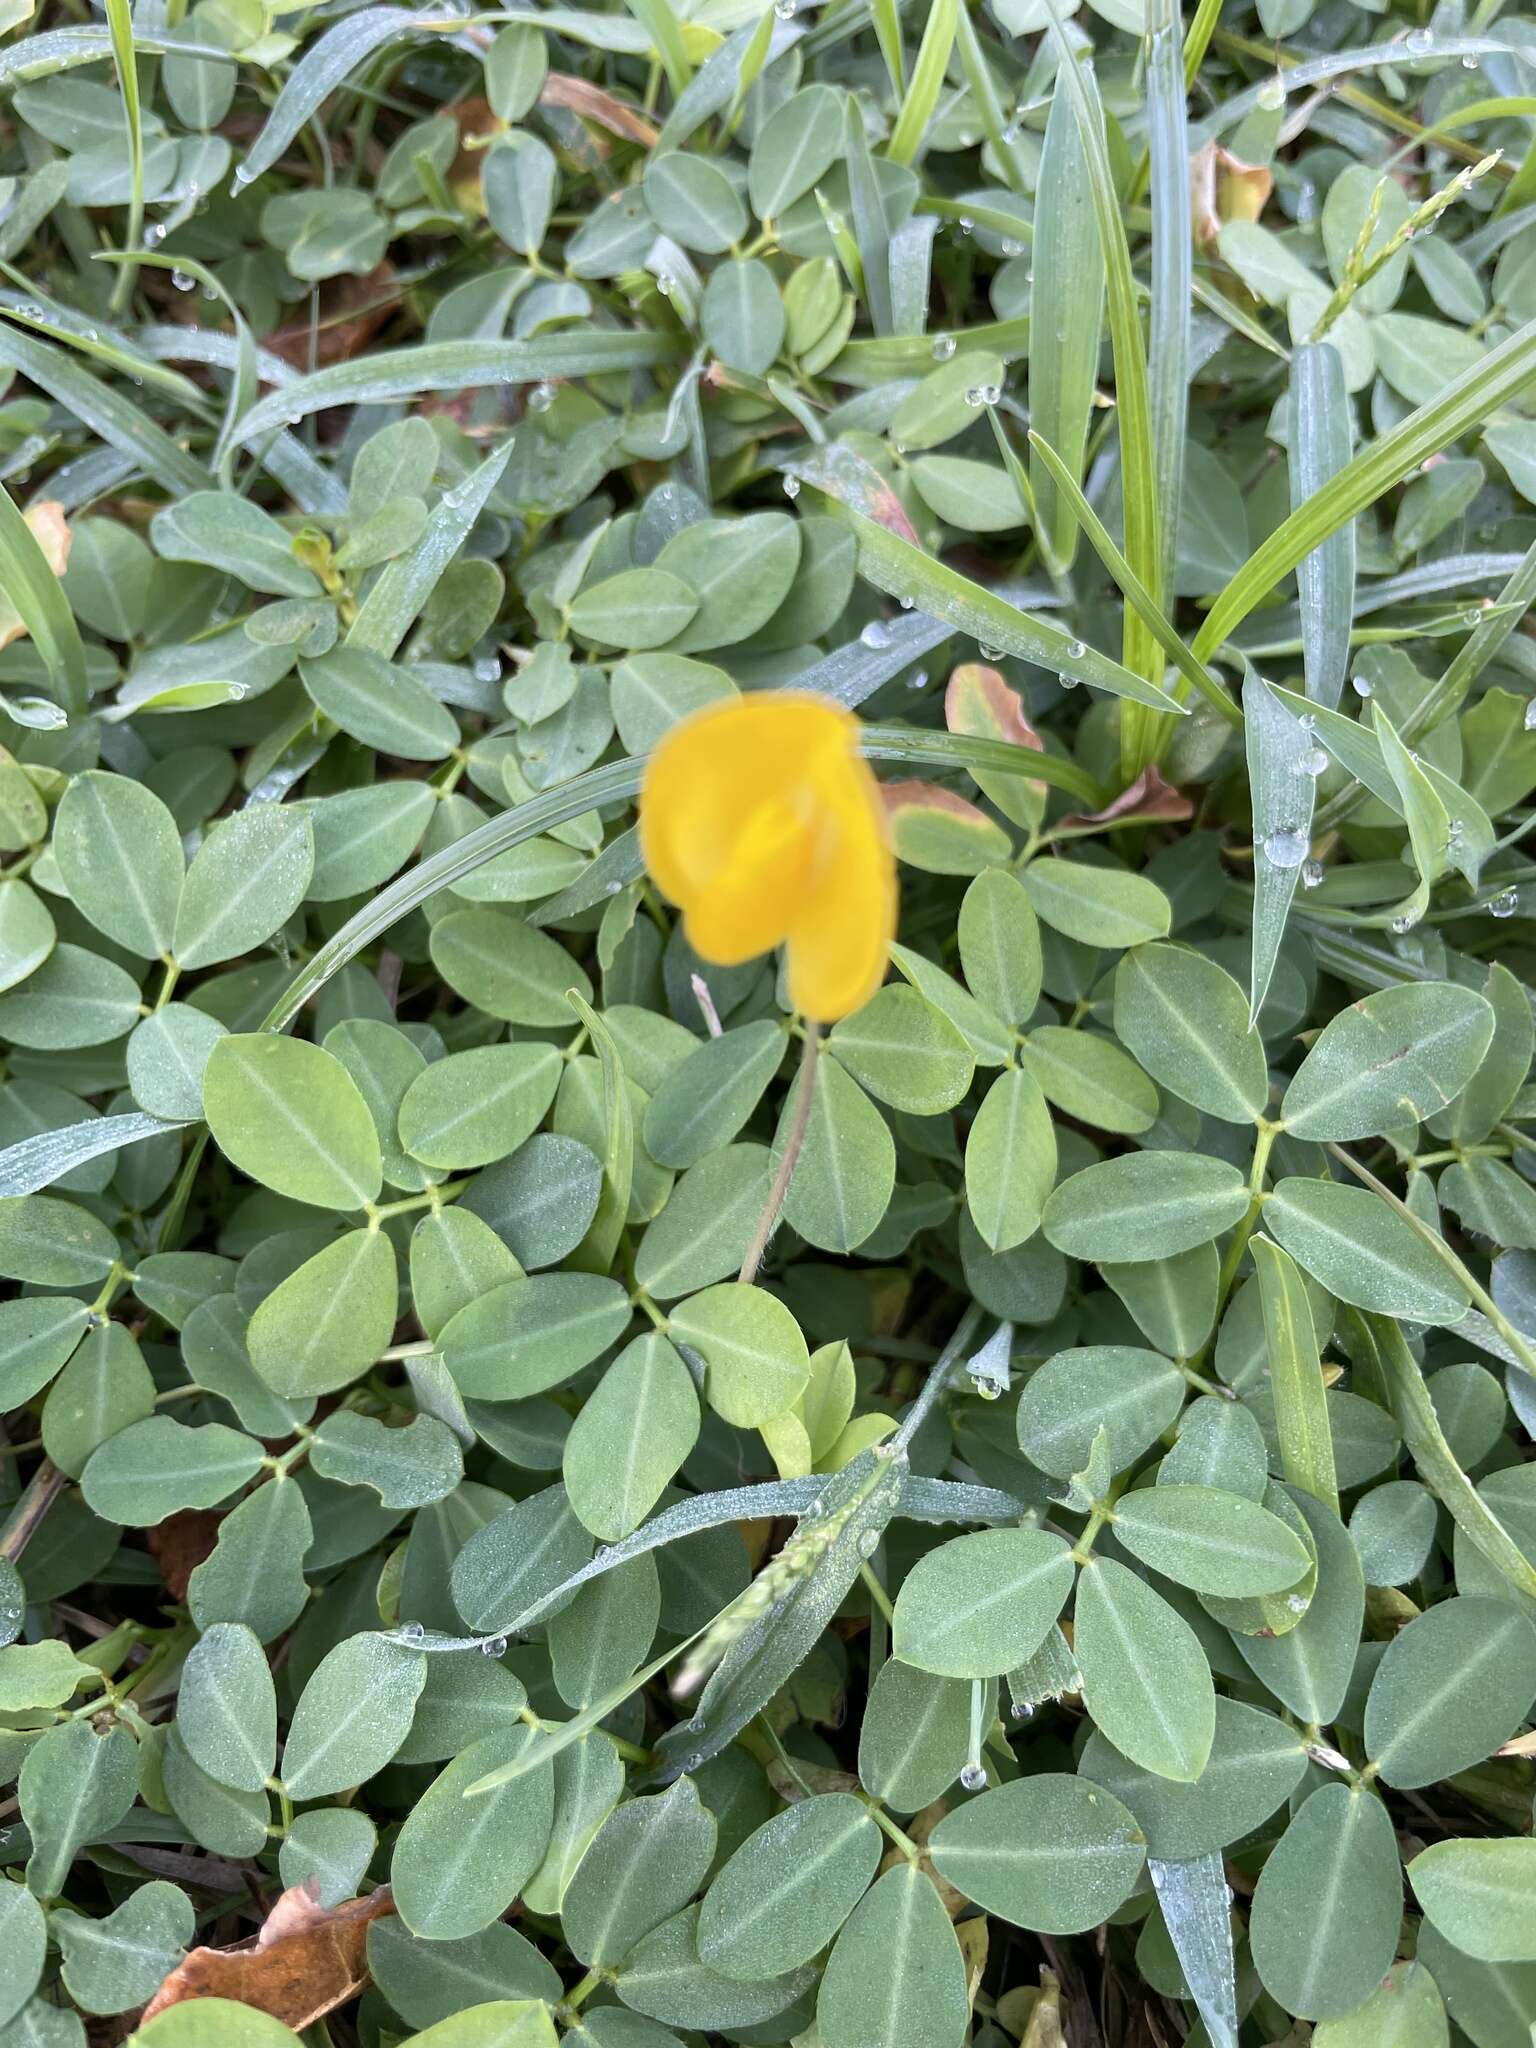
[785,752,896,1021]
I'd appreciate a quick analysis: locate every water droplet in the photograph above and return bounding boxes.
[1066,638,1087,660]
[857,1529,881,1557]
[958,216,974,236]
[399,1621,425,1642]
[964,382,1003,407]
[528,381,554,413]
[1462,51,1480,67]
[1305,745,1329,776]
[1001,120,1021,145]
[472,654,501,684]
[1406,26,1433,52]
[1302,858,1326,890]
[1352,674,1373,700]
[1492,887,1519,919]
[1263,827,1310,870]
[1011,1700,1035,1720]
[1524,697,1536,731]
[1058,671,1079,690]
[1391,910,1420,934]
[861,620,891,649]
[1257,74,1287,110]
[201,283,219,301]
[1298,712,1316,733]
[931,333,957,360]
[782,475,801,500]
[959,1762,987,1791]
[480,1635,508,1657]
[825,212,846,237]
[773,0,795,17]
[1446,820,1465,850]
[144,222,167,247]
[898,595,914,610]
[1000,237,1024,258]
[171,268,194,292]
[807,1496,825,1518]
[978,643,1003,662]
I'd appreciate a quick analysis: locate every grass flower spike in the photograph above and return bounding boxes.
[639,692,897,1022]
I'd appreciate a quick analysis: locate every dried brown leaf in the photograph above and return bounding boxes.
[139,1882,395,2029]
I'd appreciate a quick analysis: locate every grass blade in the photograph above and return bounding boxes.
[1025,427,1240,727]
[888,0,959,167]
[1288,343,1355,710]
[103,0,144,318]
[1027,69,1105,580]
[346,438,517,658]
[1195,314,1536,663]
[0,483,87,717]
[0,320,208,496]
[842,507,1189,714]
[844,97,893,337]
[1252,1235,1339,1516]
[1243,668,1316,1023]
[232,331,685,443]
[1145,0,1191,608]
[1042,8,1162,777]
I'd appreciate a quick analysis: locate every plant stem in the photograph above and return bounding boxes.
[737,1022,821,1283]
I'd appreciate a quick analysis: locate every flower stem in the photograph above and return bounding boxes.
[737,1022,821,1284]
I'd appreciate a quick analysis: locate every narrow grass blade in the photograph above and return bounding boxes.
[1146,0,1191,608]
[103,0,144,317]
[346,437,517,658]
[953,7,1030,197]
[0,321,209,496]
[1244,668,1316,1022]
[624,0,692,95]
[1195,315,1536,663]
[1148,1855,1238,2048]
[1288,343,1355,710]
[1027,427,1240,727]
[0,483,87,717]
[1252,1236,1339,1516]
[1027,70,1105,579]
[844,508,1189,713]
[1042,7,1162,776]
[870,0,906,98]
[888,0,959,166]
[232,331,685,443]
[844,97,893,336]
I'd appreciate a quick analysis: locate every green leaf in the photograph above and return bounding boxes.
[1311,1960,1449,2048]
[817,1865,968,2048]
[1410,1837,1536,1963]
[152,492,319,597]
[697,1794,880,1979]
[397,1045,561,1171]
[965,1067,1056,1252]
[1264,1178,1470,1323]
[1074,1557,1215,1782]
[172,805,315,971]
[177,1622,276,1792]
[642,1023,782,1171]
[1022,858,1173,949]
[1111,1484,1311,1596]
[1043,1152,1249,1261]
[563,1779,717,1967]
[53,773,183,959]
[281,1634,427,1800]
[1235,1487,1364,1727]
[1113,943,1268,1123]
[891,1528,1074,1678]
[1250,1784,1403,2021]
[391,1729,555,1940]
[299,648,460,761]
[81,1417,264,1526]
[20,1719,139,1901]
[1365,1596,1536,1790]
[431,910,593,1027]
[439,1273,631,1401]
[828,987,974,1115]
[203,1035,383,1209]
[1016,1345,1185,1479]
[667,1284,809,1428]
[929,1773,1146,1932]
[1080,1697,1308,1861]
[562,1334,700,1542]
[1280,982,1495,1140]
[245,1228,399,1398]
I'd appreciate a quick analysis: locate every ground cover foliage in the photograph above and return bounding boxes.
[5,0,1536,2043]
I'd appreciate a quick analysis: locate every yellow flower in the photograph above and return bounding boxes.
[640,692,897,1023]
